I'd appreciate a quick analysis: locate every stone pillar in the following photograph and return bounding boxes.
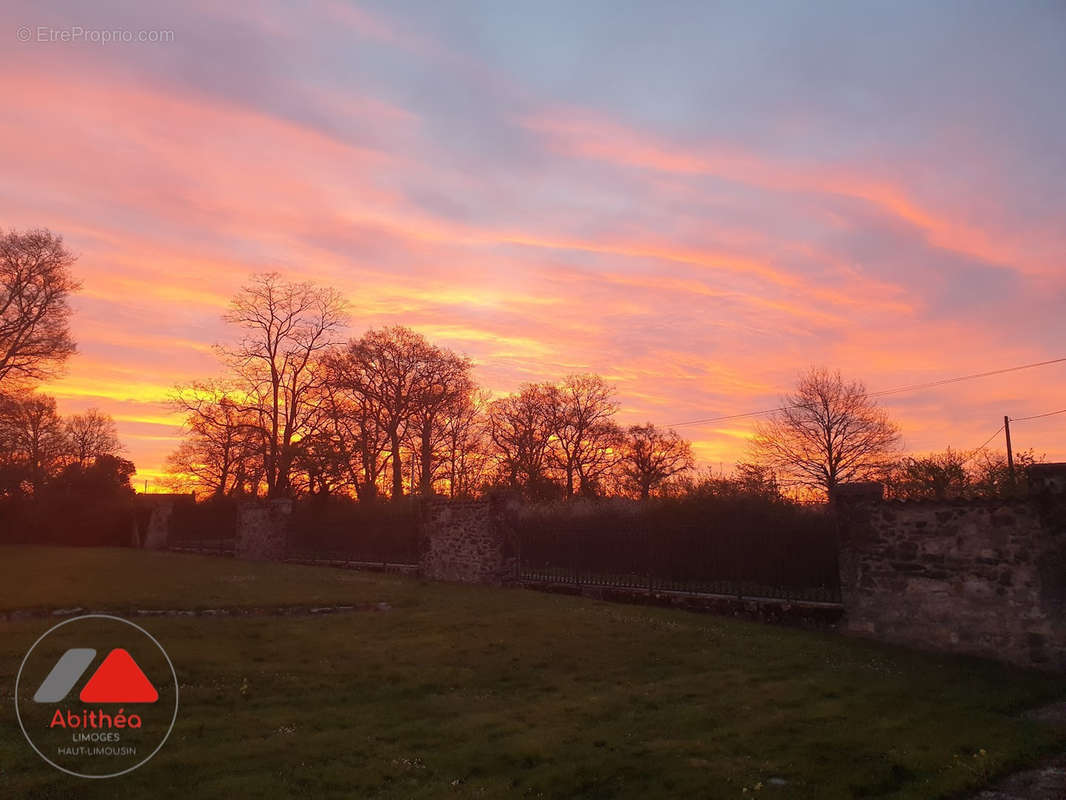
[236,498,292,561]
[141,500,174,550]
[419,498,515,584]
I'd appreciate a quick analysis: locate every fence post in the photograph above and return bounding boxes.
[646,526,653,594]
[570,528,578,586]
[735,529,743,601]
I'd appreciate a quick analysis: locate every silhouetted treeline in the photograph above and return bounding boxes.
[0,394,133,545]
[167,273,695,502]
[0,445,135,547]
[168,273,1042,508]
[0,228,136,545]
[882,447,1044,500]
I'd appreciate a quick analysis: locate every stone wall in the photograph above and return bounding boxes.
[838,464,1066,670]
[419,498,516,585]
[236,499,292,561]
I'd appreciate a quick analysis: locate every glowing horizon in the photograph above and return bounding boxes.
[2,1,1064,490]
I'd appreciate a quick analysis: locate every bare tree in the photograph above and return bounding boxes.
[547,374,621,498]
[408,347,473,495]
[0,228,80,388]
[219,273,348,498]
[440,388,492,498]
[168,380,266,497]
[620,423,694,500]
[320,357,395,501]
[749,367,901,500]
[0,391,68,492]
[64,409,122,467]
[312,358,391,501]
[290,429,350,497]
[333,326,437,500]
[488,383,557,495]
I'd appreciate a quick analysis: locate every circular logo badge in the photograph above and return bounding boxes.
[14,614,179,778]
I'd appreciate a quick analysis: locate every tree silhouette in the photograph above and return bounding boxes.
[547,374,621,498]
[219,273,348,498]
[439,388,491,498]
[621,423,694,500]
[488,383,556,496]
[0,228,80,388]
[169,380,266,497]
[64,408,122,467]
[0,391,68,492]
[749,367,900,500]
[408,346,473,496]
[332,326,440,500]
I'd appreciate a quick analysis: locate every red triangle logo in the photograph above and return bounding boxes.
[79,648,159,703]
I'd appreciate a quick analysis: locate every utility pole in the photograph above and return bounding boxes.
[1004,415,1015,482]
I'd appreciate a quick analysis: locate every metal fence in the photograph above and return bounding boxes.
[163,498,842,605]
[168,500,237,556]
[167,498,421,568]
[514,511,841,604]
[283,500,420,566]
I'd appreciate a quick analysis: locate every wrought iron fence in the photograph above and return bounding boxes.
[167,498,237,555]
[165,497,421,567]
[283,498,420,568]
[514,504,841,604]
[163,496,842,605]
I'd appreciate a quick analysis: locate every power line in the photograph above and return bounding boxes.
[670,356,1066,428]
[864,358,1066,400]
[961,425,1005,466]
[957,406,1064,466]
[1010,408,1066,423]
[972,426,1006,451]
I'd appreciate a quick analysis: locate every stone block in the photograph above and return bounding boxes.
[236,499,291,561]
[418,498,515,585]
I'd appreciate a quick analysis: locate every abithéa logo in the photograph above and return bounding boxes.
[15,615,178,778]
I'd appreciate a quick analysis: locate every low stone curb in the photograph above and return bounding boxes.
[522,581,844,627]
[0,602,392,622]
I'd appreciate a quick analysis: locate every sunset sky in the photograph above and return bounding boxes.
[2,1,1064,488]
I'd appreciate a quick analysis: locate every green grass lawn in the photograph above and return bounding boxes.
[1,546,1064,799]
[0,546,426,612]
